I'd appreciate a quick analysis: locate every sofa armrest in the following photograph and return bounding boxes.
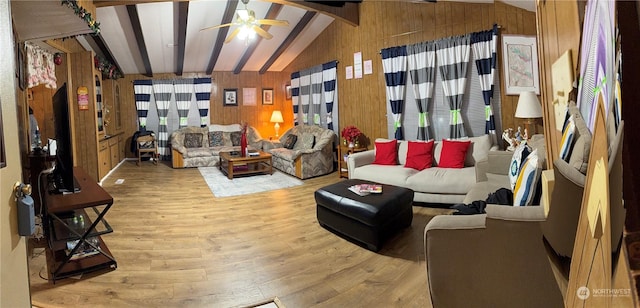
[262,140,283,151]
[347,150,375,177]
[485,150,514,176]
[553,158,586,187]
[484,204,546,221]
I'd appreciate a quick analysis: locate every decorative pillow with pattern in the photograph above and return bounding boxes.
[509,143,531,190]
[559,115,575,161]
[283,134,298,149]
[230,131,242,146]
[513,149,541,206]
[209,131,224,147]
[184,133,203,148]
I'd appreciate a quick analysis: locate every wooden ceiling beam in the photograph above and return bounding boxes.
[126,4,153,77]
[206,0,239,74]
[259,10,316,74]
[271,0,359,26]
[175,1,189,76]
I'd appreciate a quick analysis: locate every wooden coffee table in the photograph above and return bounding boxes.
[219,150,273,179]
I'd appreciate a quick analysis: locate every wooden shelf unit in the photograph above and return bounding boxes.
[44,167,117,282]
[338,145,367,178]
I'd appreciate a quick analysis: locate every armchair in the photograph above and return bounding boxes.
[424,120,624,307]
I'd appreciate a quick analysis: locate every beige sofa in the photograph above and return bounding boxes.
[347,134,496,204]
[262,125,336,179]
[170,124,264,168]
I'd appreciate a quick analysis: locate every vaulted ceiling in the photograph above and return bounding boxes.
[12,0,534,77]
[89,0,362,76]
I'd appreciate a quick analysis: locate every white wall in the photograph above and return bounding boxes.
[0,0,32,306]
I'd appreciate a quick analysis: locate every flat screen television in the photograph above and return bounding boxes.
[52,83,80,193]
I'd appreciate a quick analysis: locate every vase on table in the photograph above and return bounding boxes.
[240,130,247,157]
[348,141,354,149]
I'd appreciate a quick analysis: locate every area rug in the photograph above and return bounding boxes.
[198,167,303,197]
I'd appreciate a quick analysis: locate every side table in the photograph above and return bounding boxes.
[337,145,367,178]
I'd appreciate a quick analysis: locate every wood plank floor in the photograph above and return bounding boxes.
[28,160,452,308]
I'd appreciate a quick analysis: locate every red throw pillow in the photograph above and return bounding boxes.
[373,139,398,165]
[405,140,434,171]
[438,140,471,168]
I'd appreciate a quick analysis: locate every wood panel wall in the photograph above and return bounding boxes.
[284,0,536,147]
[70,51,100,181]
[114,71,292,157]
[535,0,581,167]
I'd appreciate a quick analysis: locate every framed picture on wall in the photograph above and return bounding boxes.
[223,89,238,106]
[502,35,540,95]
[262,88,274,105]
[285,85,292,100]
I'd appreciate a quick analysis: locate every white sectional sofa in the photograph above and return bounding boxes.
[347,134,496,204]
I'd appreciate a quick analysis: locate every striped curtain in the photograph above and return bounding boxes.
[194,78,211,127]
[299,69,311,125]
[381,46,408,140]
[322,60,337,131]
[291,72,300,126]
[471,25,498,145]
[436,34,471,139]
[407,41,436,140]
[133,80,153,131]
[310,65,323,125]
[173,79,194,129]
[152,81,174,160]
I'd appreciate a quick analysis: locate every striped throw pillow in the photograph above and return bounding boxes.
[513,149,541,206]
[559,115,576,161]
[509,143,531,191]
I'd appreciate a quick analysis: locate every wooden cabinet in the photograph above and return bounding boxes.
[98,133,122,179]
[98,140,110,180]
[109,135,120,169]
[337,145,367,178]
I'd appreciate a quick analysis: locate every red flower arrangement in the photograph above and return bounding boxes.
[341,125,362,143]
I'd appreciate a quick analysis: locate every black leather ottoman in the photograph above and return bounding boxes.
[315,179,414,252]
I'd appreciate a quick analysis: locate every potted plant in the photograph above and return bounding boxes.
[341,125,362,148]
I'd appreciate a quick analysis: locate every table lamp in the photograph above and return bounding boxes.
[270,110,284,137]
[515,91,543,138]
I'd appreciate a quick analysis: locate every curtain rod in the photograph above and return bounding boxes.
[379,24,501,54]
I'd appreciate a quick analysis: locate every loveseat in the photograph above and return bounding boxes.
[262,125,336,179]
[170,124,264,168]
[347,134,496,204]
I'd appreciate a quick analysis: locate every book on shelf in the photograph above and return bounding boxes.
[348,184,383,196]
[66,239,100,260]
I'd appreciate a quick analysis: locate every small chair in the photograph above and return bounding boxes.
[136,135,157,166]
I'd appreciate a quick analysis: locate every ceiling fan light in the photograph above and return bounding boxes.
[237,26,252,40]
[237,9,250,21]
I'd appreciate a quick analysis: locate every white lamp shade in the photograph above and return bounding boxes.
[270,110,284,123]
[515,91,543,118]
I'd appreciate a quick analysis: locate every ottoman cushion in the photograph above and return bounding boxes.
[315,179,414,251]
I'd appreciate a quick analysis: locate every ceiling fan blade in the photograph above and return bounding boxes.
[225,28,241,43]
[256,19,289,26]
[200,23,233,31]
[252,26,273,40]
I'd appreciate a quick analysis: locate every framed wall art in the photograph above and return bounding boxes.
[502,35,540,95]
[262,88,274,105]
[223,89,238,106]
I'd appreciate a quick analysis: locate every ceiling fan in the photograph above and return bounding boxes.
[201,0,289,44]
